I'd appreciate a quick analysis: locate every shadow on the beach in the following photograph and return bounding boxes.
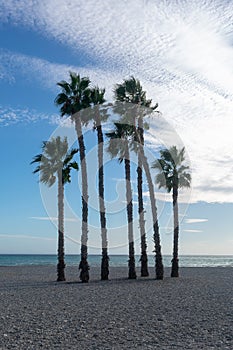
[65,275,166,286]
[0,275,168,291]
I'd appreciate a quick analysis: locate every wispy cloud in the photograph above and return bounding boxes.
[142,190,192,204]
[111,178,125,182]
[185,218,208,224]
[0,233,55,241]
[0,105,62,127]
[0,49,121,100]
[30,216,78,222]
[184,229,203,233]
[121,200,139,205]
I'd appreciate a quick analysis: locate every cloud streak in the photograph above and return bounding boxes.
[185,219,208,224]
[0,234,55,241]
[30,216,78,222]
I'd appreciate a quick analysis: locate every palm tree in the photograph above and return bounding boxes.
[90,87,109,280]
[31,136,78,282]
[152,146,191,277]
[55,72,92,282]
[114,77,163,279]
[106,122,137,279]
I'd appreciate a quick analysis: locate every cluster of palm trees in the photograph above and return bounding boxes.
[32,73,191,283]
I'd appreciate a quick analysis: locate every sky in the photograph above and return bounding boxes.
[0,0,232,256]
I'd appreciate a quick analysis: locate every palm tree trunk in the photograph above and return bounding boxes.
[96,111,109,280]
[139,146,164,280]
[137,155,149,277]
[137,117,149,277]
[171,185,179,277]
[57,169,65,281]
[74,116,89,282]
[124,142,137,279]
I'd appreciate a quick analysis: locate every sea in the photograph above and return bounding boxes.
[0,255,233,268]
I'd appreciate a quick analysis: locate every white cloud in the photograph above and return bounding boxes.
[0,104,75,127]
[111,178,125,182]
[121,200,139,205]
[0,0,233,204]
[142,190,192,204]
[184,229,203,233]
[30,216,78,222]
[0,234,55,241]
[0,49,121,100]
[185,218,208,224]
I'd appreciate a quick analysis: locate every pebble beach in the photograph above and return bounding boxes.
[0,266,232,349]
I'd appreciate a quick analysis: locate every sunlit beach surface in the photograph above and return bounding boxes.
[0,266,232,349]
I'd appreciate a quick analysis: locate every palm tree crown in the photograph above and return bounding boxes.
[32,136,78,185]
[55,72,91,118]
[152,146,191,192]
[114,76,158,109]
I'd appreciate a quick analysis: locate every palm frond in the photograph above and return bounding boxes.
[177,164,190,175]
[56,82,71,95]
[79,76,91,91]
[68,161,79,170]
[63,148,78,166]
[54,93,69,106]
[30,154,42,165]
[106,138,121,159]
[91,86,106,105]
[156,173,167,189]
[179,172,191,188]
[69,71,80,91]
[32,165,41,174]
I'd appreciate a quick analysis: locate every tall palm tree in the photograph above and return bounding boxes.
[31,136,78,282]
[114,77,163,279]
[55,72,92,282]
[106,122,137,279]
[152,146,191,277]
[91,87,109,280]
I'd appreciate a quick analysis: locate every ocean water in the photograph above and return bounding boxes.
[0,255,233,268]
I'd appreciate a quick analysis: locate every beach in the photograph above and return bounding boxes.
[0,266,232,349]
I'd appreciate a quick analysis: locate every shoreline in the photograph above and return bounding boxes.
[1,253,233,269]
[0,266,232,349]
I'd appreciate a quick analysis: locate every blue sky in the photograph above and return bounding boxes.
[0,0,232,255]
